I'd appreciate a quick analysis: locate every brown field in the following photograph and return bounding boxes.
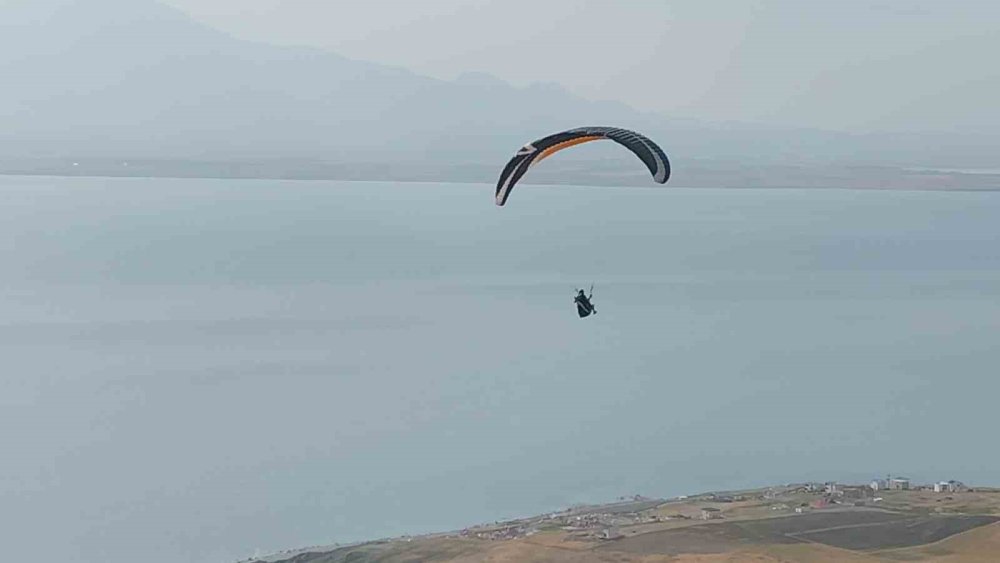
[600,511,1000,555]
[875,490,1000,516]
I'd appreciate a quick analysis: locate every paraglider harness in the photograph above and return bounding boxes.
[575,285,596,318]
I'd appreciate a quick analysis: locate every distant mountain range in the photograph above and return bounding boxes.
[2,0,998,187]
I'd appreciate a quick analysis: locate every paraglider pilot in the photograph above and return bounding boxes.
[575,288,596,318]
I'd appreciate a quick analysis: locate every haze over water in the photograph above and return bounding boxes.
[3,176,999,563]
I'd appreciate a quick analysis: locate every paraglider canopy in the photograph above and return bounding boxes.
[495,126,670,206]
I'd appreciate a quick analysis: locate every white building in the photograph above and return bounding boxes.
[600,526,623,540]
[935,480,966,493]
[889,477,910,490]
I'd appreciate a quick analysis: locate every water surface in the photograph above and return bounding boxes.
[2,176,999,562]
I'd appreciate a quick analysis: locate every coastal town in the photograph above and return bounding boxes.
[441,476,979,544]
[243,476,1000,563]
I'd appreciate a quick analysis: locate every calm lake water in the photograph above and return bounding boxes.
[2,176,999,563]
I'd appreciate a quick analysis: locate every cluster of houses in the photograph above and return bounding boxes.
[460,524,537,541]
[694,477,975,521]
[869,476,912,491]
[561,510,663,537]
[792,476,968,497]
[458,475,975,546]
[868,476,967,493]
[933,480,967,493]
[459,505,664,542]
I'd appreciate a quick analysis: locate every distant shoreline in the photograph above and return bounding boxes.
[243,479,1000,563]
[2,168,999,192]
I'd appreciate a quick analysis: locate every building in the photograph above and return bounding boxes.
[600,526,623,540]
[935,480,966,493]
[889,477,910,490]
[841,486,872,499]
[701,508,722,520]
[870,479,888,491]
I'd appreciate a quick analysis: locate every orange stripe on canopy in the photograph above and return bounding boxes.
[532,135,604,165]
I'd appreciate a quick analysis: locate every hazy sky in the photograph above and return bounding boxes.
[160,0,1000,132]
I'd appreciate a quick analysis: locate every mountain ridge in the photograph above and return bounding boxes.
[2,0,998,176]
